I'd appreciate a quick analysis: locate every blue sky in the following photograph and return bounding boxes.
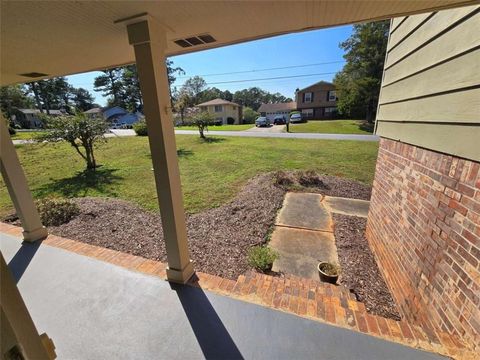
[67,25,352,106]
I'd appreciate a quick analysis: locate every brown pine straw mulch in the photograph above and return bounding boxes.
[334,214,401,320]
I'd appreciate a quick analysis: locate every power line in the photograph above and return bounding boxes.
[176,71,337,87]
[176,60,344,79]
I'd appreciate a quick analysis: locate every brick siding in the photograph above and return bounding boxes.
[366,138,480,350]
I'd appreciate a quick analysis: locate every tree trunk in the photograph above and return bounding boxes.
[31,83,43,113]
[199,127,205,139]
[85,146,96,169]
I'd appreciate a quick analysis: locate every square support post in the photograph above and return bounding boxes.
[0,115,47,242]
[126,18,194,283]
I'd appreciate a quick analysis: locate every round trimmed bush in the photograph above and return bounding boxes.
[36,198,80,226]
[133,120,148,136]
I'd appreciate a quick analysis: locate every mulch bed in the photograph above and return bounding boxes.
[45,173,284,280]
[2,170,372,281]
[333,213,401,320]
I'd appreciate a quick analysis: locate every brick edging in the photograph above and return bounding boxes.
[0,222,474,359]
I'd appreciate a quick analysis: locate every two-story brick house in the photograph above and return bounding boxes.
[295,81,337,120]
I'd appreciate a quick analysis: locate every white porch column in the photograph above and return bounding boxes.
[0,116,47,242]
[126,18,194,283]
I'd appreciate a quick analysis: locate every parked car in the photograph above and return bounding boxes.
[273,115,286,125]
[255,116,270,127]
[289,113,302,123]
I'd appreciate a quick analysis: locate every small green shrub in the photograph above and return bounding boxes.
[133,120,148,136]
[36,198,80,226]
[8,126,16,135]
[226,117,235,125]
[248,246,279,272]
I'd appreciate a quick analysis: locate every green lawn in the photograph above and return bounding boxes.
[176,124,254,131]
[0,136,378,216]
[11,131,45,140]
[289,120,374,134]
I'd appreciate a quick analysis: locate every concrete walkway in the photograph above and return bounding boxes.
[270,193,371,280]
[1,233,444,360]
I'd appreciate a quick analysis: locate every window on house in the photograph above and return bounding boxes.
[232,106,236,110]
[304,92,313,103]
[301,109,313,117]
[327,91,337,102]
[214,105,222,112]
[324,107,337,113]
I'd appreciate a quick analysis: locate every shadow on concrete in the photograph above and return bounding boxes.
[7,240,42,283]
[171,282,244,359]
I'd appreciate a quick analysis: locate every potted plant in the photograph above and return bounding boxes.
[317,262,340,284]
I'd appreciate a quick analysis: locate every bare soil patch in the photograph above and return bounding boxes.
[333,213,401,320]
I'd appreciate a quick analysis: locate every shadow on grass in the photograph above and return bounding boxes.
[358,121,374,133]
[201,137,226,144]
[146,148,195,159]
[34,167,123,198]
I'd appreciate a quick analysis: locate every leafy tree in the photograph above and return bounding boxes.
[333,20,389,122]
[233,87,292,111]
[242,107,259,124]
[26,77,72,114]
[71,87,95,111]
[122,65,143,112]
[174,90,191,125]
[181,76,207,104]
[39,113,108,169]
[187,111,214,139]
[94,68,124,107]
[0,85,34,120]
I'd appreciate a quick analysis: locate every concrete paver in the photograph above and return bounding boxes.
[270,227,338,280]
[275,193,332,232]
[323,196,370,217]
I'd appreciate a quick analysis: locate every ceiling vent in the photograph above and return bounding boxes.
[19,72,48,78]
[174,34,216,48]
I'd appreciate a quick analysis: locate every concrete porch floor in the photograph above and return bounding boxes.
[0,233,446,360]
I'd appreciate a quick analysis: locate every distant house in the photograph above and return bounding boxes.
[196,98,242,125]
[258,102,297,122]
[13,109,64,128]
[295,81,338,120]
[84,106,144,127]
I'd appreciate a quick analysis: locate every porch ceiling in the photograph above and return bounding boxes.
[0,0,476,85]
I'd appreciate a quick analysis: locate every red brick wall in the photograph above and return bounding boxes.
[366,138,480,348]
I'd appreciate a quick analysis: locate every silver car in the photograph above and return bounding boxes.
[255,116,270,127]
[289,113,302,123]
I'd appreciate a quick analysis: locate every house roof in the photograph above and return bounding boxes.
[103,106,128,119]
[258,102,297,113]
[84,107,103,114]
[296,81,335,93]
[196,98,240,107]
[1,1,474,85]
[18,109,63,115]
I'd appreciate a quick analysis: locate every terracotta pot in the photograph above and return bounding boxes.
[318,262,339,284]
